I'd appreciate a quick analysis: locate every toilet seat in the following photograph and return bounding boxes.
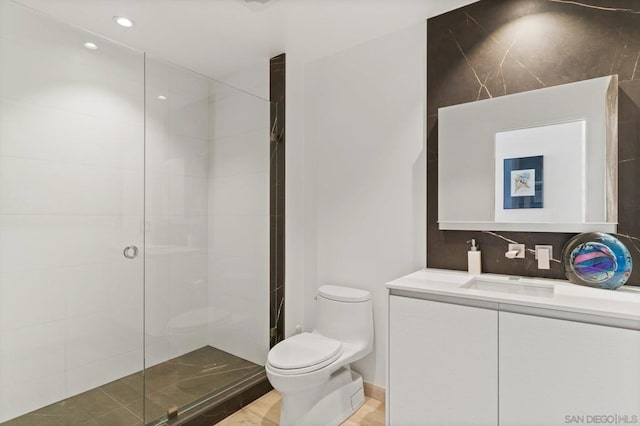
[267,333,343,375]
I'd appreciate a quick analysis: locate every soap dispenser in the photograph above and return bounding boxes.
[467,239,482,275]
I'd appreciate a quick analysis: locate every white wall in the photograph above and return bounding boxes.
[0,3,144,420]
[287,22,427,386]
[284,58,313,338]
[218,61,270,100]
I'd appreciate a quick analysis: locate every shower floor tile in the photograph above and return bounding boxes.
[2,346,262,426]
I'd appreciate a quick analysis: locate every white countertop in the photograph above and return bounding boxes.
[387,269,640,322]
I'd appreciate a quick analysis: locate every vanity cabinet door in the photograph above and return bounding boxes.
[388,295,498,426]
[499,312,640,426]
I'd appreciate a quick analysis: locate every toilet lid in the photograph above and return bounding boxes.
[268,332,343,370]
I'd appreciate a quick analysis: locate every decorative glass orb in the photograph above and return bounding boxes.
[562,233,632,290]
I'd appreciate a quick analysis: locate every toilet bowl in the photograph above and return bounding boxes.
[265,285,373,425]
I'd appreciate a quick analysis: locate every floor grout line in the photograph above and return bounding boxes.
[97,387,143,421]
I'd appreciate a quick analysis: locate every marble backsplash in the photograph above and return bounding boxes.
[427,0,640,286]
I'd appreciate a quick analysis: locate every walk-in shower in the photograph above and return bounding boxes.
[0,2,270,424]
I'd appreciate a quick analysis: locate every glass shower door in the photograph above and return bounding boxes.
[0,3,271,424]
[143,57,270,423]
[0,2,145,423]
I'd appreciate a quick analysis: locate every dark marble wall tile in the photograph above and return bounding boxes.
[270,53,286,344]
[427,0,640,286]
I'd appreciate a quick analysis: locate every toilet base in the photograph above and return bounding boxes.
[279,367,365,426]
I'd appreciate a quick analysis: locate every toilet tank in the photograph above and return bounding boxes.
[313,285,373,349]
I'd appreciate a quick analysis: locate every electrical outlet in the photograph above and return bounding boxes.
[535,245,553,260]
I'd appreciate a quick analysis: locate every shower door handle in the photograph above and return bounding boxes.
[123,245,139,259]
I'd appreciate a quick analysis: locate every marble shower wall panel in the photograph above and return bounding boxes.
[427,0,640,285]
[269,54,285,348]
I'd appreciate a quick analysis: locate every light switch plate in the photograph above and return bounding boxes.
[508,243,525,258]
[535,245,553,260]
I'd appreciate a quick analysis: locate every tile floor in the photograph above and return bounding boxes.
[2,346,262,426]
[214,390,385,426]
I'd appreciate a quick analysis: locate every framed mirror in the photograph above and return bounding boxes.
[437,75,617,233]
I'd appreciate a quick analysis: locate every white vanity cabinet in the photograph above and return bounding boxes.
[499,311,640,426]
[388,295,498,426]
[387,270,640,426]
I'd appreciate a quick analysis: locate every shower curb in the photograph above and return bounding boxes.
[163,370,272,426]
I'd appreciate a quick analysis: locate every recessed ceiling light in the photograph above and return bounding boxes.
[114,16,134,28]
[83,42,98,50]
[157,95,168,100]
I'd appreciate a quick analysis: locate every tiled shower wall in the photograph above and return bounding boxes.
[146,58,271,367]
[146,59,271,367]
[207,70,270,366]
[145,59,211,366]
[427,0,640,286]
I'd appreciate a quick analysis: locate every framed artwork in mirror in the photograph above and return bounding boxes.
[503,155,543,209]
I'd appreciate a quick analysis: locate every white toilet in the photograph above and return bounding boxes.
[265,285,373,426]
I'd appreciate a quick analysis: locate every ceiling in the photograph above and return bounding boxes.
[14,0,476,83]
